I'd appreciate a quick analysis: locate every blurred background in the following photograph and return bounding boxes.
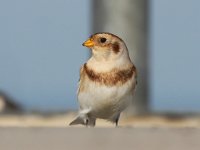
[0,0,200,123]
[0,1,200,150]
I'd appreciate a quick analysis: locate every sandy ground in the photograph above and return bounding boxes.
[0,112,200,128]
[0,113,200,150]
[1,127,200,150]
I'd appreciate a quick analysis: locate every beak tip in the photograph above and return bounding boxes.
[82,38,94,48]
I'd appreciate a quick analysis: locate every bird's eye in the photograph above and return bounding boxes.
[100,37,107,43]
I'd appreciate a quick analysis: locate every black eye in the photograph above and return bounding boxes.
[100,37,107,43]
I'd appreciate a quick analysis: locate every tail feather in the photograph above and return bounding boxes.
[69,116,84,126]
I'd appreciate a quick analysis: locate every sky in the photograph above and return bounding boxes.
[0,0,90,111]
[150,0,200,112]
[0,0,199,112]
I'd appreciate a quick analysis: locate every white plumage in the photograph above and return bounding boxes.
[70,33,137,127]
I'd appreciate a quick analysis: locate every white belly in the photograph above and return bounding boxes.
[78,77,135,119]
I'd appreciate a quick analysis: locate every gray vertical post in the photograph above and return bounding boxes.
[92,0,149,114]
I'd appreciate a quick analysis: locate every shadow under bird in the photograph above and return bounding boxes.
[69,32,137,127]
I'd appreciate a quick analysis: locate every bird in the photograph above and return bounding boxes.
[69,32,137,127]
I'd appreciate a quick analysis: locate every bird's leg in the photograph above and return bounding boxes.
[85,119,89,127]
[115,113,121,127]
[84,114,96,127]
[86,118,96,127]
[90,118,96,127]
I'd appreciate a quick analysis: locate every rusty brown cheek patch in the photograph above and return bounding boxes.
[112,42,120,53]
[83,63,136,86]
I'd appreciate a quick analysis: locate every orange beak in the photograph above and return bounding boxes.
[82,38,94,48]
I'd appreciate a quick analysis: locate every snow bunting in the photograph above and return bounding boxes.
[69,32,137,127]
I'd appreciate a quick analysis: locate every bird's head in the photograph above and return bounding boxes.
[82,32,130,61]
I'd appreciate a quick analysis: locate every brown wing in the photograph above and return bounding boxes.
[133,64,138,91]
[77,65,86,94]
